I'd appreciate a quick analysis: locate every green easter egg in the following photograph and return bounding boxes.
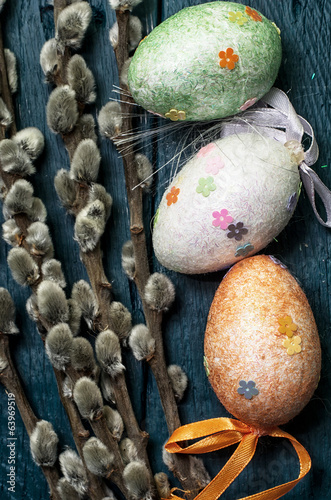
[128,2,282,121]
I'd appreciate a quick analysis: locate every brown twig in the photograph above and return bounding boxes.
[0,22,16,136]
[0,334,62,500]
[113,9,208,499]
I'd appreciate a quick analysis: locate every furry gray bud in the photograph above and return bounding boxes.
[74,200,106,252]
[7,248,39,286]
[62,376,74,398]
[0,139,34,176]
[71,337,95,372]
[0,354,8,373]
[70,139,101,183]
[26,295,39,323]
[119,438,138,465]
[30,420,59,467]
[40,38,58,82]
[77,113,97,143]
[67,55,96,104]
[4,179,34,216]
[26,222,54,258]
[154,472,171,500]
[28,197,47,223]
[59,449,88,496]
[189,456,211,488]
[167,365,188,402]
[67,298,81,336]
[83,437,114,477]
[109,0,143,12]
[0,97,12,128]
[135,154,153,190]
[46,323,73,370]
[47,86,79,135]
[100,371,115,404]
[123,461,151,499]
[0,176,7,200]
[2,219,21,247]
[57,478,81,500]
[109,301,132,341]
[73,376,103,420]
[129,324,155,361]
[0,0,7,14]
[98,102,122,138]
[0,288,19,334]
[95,329,125,378]
[71,280,98,328]
[103,405,123,441]
[37,281,69,326]
[41,259,66,288]
[120,57,132,87]
[56,2,92,50]
[162,444,174,471]
[121,240,135,279]
[109,16,141,51]
[13,127,45,160]
[54,169,77,212]
[4,49,17,93]
[144,273,175,312]
[89,184,112,221]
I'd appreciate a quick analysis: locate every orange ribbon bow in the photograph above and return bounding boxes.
[164,417,311,500]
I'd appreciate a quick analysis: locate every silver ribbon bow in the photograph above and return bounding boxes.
[223,87,330,228]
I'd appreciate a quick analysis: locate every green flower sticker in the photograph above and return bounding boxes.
[196,177,216,197]
[153,208,160,228]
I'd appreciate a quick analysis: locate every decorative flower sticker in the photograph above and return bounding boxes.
[219,48,239,70]
[245,6,262,22]
[278,316,298,338]
[240,97,258,111]
[205,157,225,175]
[287,192,298,212]
[272,22,281,35]
[165,109,186,121]
[212,209,233,230]
[227,222,248,241]
[237,380,259,400]
[283,336,302,355]
[197,143,216,158]
[196,177,216,197]
[166,186,180,206]
[203,356,210,377]
[235,242,254,258]
[228,11,248,26]
[153,208,160,227]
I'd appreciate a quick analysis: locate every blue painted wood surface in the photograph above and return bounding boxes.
[0,0,330,499]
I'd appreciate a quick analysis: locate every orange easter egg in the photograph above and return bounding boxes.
[204,255,321,431]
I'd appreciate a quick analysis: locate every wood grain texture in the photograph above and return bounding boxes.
[0,0,330,499]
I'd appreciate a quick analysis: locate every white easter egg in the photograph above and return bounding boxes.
[152,133,300,274]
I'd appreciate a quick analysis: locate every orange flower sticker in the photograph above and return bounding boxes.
[219,48,239,70]
[245,6,262,22]
[278,316,298,338]
[166,186,180,206]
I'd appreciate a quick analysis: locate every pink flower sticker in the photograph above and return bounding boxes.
[206,156,225,175]
[240,97,258,111]
[197,143,216,158]
[212,209,234,230]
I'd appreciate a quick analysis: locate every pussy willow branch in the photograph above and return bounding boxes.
[51,2,158,495]
[0,26,108,500]
[0,334,61,500]
[114,10,207,498]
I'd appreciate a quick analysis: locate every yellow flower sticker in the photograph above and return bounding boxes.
[278,316,298,338]
[283,336,302,355]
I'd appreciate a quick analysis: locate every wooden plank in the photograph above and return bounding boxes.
[0,0,330,499]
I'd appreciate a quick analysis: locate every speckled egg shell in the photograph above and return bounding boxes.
[128,2,282,121]
[152,133,300,274]
[204,255,321,431]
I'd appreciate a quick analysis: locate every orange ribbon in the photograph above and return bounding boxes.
[163,417,311,500]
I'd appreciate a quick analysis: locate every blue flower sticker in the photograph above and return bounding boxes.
[235,243,254,258]
[237,380,259,400]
